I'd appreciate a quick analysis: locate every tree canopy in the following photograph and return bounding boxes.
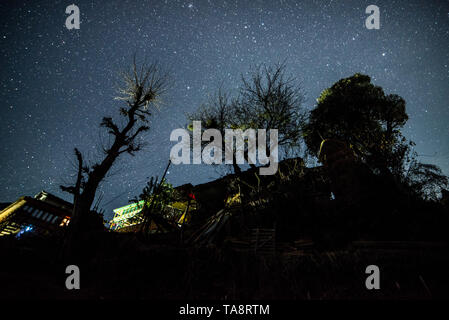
[303,73,409,175]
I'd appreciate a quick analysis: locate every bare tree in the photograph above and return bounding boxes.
[237,63,306,151]
[187,63,306,175]
[60,57,169,256]
[187,88,243,174]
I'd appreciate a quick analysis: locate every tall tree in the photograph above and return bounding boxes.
[188,63,306,174]
[61,58,169,255]
[303,73,409,176]
[236,63,306,151]
[187,88,242,173]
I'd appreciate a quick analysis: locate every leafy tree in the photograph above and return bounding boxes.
[304,73,448,201]
[403,161,449,201]
[130,176,175,233]
[139,178,174,212]
[303,73,409,176]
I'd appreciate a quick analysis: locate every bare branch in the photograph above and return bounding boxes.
[100,117,120,136]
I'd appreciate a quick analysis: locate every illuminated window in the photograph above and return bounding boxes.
[59,217,70,227]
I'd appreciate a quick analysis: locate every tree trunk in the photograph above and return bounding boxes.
[233,163,241,174]
[232,153,242,174]
[62,154,115,260]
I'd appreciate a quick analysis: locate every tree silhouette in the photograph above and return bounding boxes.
[129,175,176,233]
[187,88,242,173]
[403,161,448,201]
[304,73,448,201]
[236,63,306,150]
[60,57,169,257]
[188,63,306,174]
[303,73,409,177]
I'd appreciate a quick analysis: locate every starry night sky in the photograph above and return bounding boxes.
[1,0,448,221]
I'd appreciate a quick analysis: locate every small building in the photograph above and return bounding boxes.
[109,184,197,232]
[109,200,145,231]
[0,191,72,237]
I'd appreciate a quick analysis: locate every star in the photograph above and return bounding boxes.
[0,0,447,220]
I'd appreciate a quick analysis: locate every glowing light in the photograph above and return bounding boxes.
[16,225,34,238]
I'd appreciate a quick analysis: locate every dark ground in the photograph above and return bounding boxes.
[1,230,448,300]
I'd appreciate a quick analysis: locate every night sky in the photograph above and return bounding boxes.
[1,0,448,221]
